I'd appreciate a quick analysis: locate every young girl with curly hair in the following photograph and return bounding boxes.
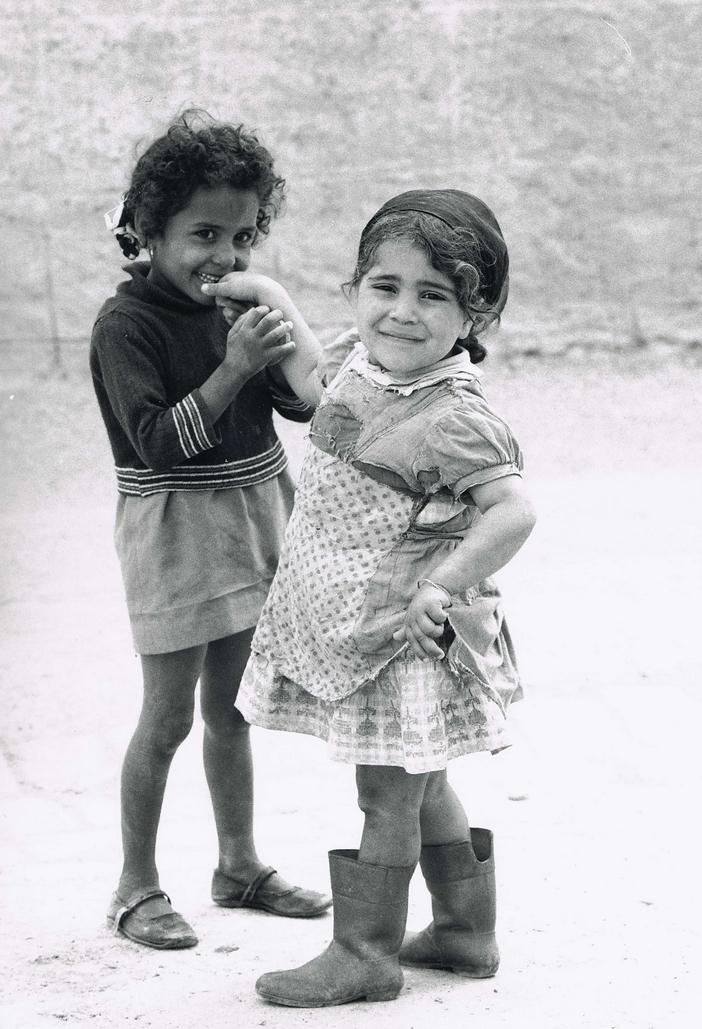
[91,110,329,950]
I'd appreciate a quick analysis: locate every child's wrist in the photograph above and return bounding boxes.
[417,578,453,607]
[218,357,250,389]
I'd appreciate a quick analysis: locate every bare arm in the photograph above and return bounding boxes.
[202,273,323,407]
[396,475,537,659]
[428,475,536,593]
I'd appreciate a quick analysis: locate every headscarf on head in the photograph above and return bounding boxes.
[360,188,509,313]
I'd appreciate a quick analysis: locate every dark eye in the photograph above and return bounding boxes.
[196,229,216,241]
[236,231,255,245]
[372,282,396,293]
[423,291,448,301]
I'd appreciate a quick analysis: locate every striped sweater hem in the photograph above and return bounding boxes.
[116,440,288,496]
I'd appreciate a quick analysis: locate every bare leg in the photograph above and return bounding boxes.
[200,629,261,880]
[356,764,430,866]
[203,631,332,915]
[419,769,471,845]
[117,644,206,918]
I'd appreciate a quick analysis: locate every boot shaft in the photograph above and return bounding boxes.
[399,828,499,977]
[419,828,494,879]
[419,829,496,932]
[329,849,415,957]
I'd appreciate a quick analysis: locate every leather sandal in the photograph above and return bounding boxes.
[211,866,332,918]
[106,888,198,949]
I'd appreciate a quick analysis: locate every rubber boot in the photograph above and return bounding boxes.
[400,827,499,977]
[255,849,415,1007]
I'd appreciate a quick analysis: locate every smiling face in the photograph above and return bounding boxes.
[147,185,260,305]
[353,240,473,375]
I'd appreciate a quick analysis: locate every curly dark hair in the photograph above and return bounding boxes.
[344,211,509,363]
[122,109,286,249]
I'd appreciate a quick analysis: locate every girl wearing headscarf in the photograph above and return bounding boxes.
[205,189,536,1007]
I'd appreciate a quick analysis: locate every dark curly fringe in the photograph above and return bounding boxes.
[122,108,286,248]
[344,211,509,361]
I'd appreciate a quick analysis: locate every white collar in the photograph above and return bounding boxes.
[339,341,482,396]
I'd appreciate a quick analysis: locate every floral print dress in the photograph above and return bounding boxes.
[236,339,524,773]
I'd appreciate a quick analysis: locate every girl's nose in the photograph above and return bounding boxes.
[213,240,251,272]
[212,240,238,271]
[389,294,418,323]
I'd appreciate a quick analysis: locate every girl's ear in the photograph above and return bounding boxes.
[457,314,474,341]
[344,282,360,309]
[132,213,149,252]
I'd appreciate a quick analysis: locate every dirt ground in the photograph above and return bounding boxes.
[1,346,701,1028]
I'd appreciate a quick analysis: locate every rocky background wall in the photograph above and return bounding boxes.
[1,0,700,367]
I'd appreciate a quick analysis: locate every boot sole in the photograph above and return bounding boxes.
[401,958,498,978]
[257,988,400,1007]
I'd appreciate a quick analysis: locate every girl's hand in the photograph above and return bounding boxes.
[203,270,322,409]
[204,272,276,326]
[202,271,286,310]
[393,582,451,660]
[225,305,295,379]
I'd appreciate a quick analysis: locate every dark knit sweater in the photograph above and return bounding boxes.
[90,263,313,496]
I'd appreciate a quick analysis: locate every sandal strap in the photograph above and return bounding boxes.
[111,889,172,935]
[239,866,277,905]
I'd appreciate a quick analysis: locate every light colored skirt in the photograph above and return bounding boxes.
[236,649,514,774]
[114,471,295,654]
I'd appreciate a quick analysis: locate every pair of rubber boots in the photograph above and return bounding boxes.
[255,827,499,1008]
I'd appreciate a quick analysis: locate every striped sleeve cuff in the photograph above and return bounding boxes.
[267,374,315,422]
[171,389,219,459]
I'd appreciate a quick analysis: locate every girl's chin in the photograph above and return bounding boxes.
[368,350,429,374]
[375,362,423,376]
[187,282,216,304]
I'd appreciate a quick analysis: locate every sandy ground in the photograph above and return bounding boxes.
[1,347,701,1028]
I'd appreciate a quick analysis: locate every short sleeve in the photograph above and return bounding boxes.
[412,394,523,498]
[320,327,360,386]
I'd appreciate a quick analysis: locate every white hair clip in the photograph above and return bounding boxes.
[104,198,141,260]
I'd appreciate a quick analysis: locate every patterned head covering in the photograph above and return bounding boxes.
[360,189,508,310]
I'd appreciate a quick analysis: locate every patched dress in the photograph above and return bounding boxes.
[236,339,525,773]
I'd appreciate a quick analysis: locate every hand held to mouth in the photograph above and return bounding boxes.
[197,304,295,421]
[202,273,322,407]
[202,270,277,308]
